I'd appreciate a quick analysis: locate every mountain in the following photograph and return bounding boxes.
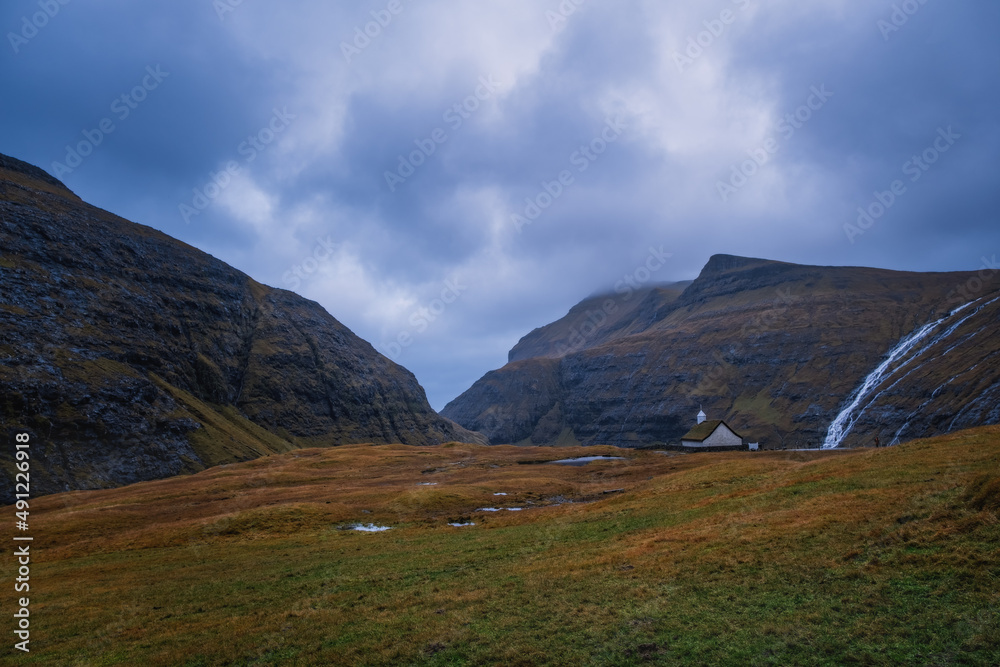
[0,153,483,502]
[506,283,692,363]
[443,254,1000,449]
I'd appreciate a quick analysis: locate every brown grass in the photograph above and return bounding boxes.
[17,426,1000,665]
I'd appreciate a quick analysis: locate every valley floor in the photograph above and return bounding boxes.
[17,428,1000,665]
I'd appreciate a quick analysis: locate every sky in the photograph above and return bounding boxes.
[2,0,998,410]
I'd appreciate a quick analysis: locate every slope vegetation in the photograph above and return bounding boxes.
[444,254,1000,448]
[21,426,1000,665]
[0,153,481,501]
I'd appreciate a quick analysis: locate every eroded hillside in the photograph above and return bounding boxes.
[0,153,482,501]
[444,255,1000,448]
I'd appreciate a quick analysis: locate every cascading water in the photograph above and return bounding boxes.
[822,298,983,449]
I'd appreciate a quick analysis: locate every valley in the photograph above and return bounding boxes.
[3,4,997,664]
[19,426,1000,665]
[0,153,480,503]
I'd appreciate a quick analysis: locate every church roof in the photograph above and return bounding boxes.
[681,419,743,442]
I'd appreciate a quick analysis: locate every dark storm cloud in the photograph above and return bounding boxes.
[2,0,997,409]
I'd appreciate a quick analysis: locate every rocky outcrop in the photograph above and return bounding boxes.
[0,153,483,502]
[444,254,1000,449]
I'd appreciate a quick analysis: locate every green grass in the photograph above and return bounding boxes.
[17,428,1000,665]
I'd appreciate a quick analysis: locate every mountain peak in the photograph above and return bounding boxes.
[445,254,1000,449]
[0,152,75,197]
[0,153,483,502]
[699,254,784,276]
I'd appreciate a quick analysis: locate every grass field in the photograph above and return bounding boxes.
[16,427,1000,665]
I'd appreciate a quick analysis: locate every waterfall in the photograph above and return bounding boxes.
[822,298,982,449]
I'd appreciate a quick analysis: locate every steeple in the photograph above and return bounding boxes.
[697,407,707,425]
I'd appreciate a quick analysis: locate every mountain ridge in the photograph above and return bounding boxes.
[507,282,692,363]
[444,254,1000,449]
[0,153,483,502]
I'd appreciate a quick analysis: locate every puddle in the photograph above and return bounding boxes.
[476,507,523,512]
[417,483,439,486]
[549,456,626,466]
[352,523,391,532]
[493,492,508,496]
[448,522,475,527]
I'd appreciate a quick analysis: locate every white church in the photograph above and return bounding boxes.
[680,408,746,450]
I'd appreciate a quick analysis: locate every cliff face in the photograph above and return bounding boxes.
[830,293,1000,445]
[443,254,1000,449]
[0,153,483,501]
[506,283,691,363]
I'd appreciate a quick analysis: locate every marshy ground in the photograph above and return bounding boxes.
[20,428,1000,665]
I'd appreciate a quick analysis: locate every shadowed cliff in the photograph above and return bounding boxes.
[444,254,1000,449]
[0,153,484,501]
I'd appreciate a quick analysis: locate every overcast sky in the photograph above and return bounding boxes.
[2,0,998,409]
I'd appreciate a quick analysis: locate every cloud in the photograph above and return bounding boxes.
[2,0,998,409]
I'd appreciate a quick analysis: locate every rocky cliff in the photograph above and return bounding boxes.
[0,153,483,502]
[443,254,1000,449]
[507,283,691,363]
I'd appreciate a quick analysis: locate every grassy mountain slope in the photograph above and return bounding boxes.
[507,282,691,363]
[21,426,1000,665]
[0,153,482,502]
[444,254,1000,448]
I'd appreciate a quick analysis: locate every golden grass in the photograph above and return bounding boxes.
[18,427,1000,665]
[150,374,298,466]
